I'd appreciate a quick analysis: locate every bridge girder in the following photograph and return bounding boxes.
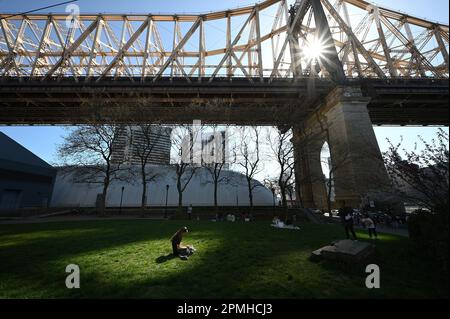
[0,0,447,81]
[0,77,447,126]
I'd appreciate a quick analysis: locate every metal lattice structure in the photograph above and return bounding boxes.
[0,0,448,82]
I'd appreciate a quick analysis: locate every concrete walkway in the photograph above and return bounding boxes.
[355,225,409,237]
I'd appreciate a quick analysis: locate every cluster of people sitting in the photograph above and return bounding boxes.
[271,216,300,230]
[213,212,253,222]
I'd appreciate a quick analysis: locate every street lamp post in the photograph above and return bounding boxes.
[165,184,169,219]
[120,186,125,214]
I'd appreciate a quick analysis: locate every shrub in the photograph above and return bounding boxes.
[408,205,449,278]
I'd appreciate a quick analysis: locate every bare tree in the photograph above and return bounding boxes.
[233,126,262,209]
[263,177,279,207]
[171,124,200,212]
[200,124,234,212]
[128,124,169,210]
[267,127,296,211]
[57,123,128,214]
[204,163,227,210]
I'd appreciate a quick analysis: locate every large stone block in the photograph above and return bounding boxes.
[311,239,375,263]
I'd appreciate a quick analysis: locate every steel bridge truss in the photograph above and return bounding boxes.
[0,0,448,82]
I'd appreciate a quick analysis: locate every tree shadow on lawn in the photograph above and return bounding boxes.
[0,220,188,281]
[2,220,440,298]
[65,223,361,298]
[138,226,449,299]
[0,220,342,298]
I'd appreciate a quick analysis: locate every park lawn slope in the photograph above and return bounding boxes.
[0,219,447,298]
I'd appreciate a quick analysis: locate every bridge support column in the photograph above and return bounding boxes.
[294,86,394,210]
[293,127,328,210]
[323,86,392,208]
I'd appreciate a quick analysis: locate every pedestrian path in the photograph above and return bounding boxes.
[355,224,409,237]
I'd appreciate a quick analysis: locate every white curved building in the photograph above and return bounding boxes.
[50,165,273,208]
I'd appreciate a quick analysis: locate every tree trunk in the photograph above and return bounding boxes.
[214,180,218,212]
[280,186,288,221]
[177,178,183,214]
[281,187,287,207]
[101,179,109,216]
[247,179,253,210]
[178,192,183,213]
[141,168,147,211]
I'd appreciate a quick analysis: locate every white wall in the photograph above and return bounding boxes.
[50,165,273,207]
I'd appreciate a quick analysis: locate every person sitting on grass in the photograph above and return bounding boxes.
[170,226,195,260]
[361,215,378,239]
[272,216,280,225]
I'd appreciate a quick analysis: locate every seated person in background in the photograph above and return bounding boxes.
[170,226,195,260]
[272,216,284,227]
[271,216,300,230]
[272,216,280,224]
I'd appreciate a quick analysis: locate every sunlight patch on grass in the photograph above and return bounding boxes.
[0,220,447,298]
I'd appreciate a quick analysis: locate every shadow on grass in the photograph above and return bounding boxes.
[155,254,177,263]
[1,220,336,298]
[0,220,190,279]
[0,220,447,299]
[82,223,354,298]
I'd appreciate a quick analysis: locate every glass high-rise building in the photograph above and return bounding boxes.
[111,126,172,165]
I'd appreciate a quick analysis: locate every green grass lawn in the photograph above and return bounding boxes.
[0,219,447,298]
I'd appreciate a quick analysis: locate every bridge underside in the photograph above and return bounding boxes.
[0,78,448,126]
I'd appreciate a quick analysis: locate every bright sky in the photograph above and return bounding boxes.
[0,0,449,180]
[0,0,448,23]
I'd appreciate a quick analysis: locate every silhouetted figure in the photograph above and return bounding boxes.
[170,226,195,260]
[338,206,358,240]
[187,204,193,220]
[288,5,297,25]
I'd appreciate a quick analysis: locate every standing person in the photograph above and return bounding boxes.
[187,204,193,220]
[338,205,358,240]
[361,214,378,239]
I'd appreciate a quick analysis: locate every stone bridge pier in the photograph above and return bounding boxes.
[293,86,395,211]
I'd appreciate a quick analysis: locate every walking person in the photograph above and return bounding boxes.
[187,204,193,220]
[361,214,378,239]
[338,205,358,240]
